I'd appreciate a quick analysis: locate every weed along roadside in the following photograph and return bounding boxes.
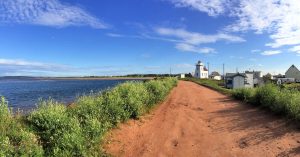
[184,77,300,122]
[0,78,178,156]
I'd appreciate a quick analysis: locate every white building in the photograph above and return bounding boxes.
[285,65,300,82]
[194,61,208,79]
[179,74,185,79]
[225,73,254,89]
[245,70,263,87]
[210,71,222,80]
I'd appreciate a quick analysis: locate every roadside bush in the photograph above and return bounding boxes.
[1,78,178,156]
[27,99,85,156]
[0,97,44,156]
[232,88,255,103]
[113,82,149,118]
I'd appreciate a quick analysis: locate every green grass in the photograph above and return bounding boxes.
[0,77,178,156]
[182,78,232,95]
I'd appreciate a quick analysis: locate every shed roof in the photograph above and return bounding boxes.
[225,73,246,78]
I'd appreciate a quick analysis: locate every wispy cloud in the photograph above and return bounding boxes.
[227,0,300,49]
[106,33,124,37]
[0,58,131,76]
[175,43,215,54]
[289,45,300,54]
[261,50,281,56]
[167,0,300,55]
[155,27,245,45]
[155,27,244,54]
[251,49,260,53]
[0,0,108,29]
[167,0,230,16]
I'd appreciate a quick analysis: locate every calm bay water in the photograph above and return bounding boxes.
[0,79,131,111]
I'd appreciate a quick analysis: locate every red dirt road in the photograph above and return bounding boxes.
[104,81,300,157]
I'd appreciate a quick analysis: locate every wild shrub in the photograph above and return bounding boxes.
[232,88,255,103]
[1,78,178,156]
[0,97,44,156]
[113,82,149,118]
[27,99,85,156]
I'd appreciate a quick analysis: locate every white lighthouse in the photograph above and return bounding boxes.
[194,61,209,79]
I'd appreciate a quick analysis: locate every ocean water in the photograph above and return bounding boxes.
[0,79,132,111]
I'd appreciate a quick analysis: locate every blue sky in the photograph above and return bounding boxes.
[0,0,300,76]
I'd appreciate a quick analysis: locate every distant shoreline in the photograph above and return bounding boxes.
[42,77,155,80]
[0,76,155,81]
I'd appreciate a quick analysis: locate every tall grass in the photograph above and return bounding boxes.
[0,78,178,156]
[232,84,300,120]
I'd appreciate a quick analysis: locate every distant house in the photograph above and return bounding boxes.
[245,70,263,87]
[179,74,185,79]
[285,65,300,82]
[194,61,209,79]
[225,73,254,89]
[210,71,221,80]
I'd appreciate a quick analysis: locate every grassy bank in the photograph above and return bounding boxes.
[184,78,300,121]
[232,84,300,121]
[0,78,178,156]
[182,78,231,95]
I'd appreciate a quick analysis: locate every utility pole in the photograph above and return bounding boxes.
[223,63,225,84]
[207,62,210,75]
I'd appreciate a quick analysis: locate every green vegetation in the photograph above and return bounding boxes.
[282,83,300,91]
[0,78,178,156]
[184,78,300,121]
[0,97,44,156]
[232,84,300,120]
[182,78,231,95]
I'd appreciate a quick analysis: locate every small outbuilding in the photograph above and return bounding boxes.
[210,71,221,80]
[179,74,185,79]
[225,73,254,89]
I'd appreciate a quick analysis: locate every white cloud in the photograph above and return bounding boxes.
[289,45,300,54]
[106,33,124,38]
[0,58,131,76]
[251,49,260,53]
[261,50,281,56]
[0,0,108,29]
[0,58,70,70]
[155,27,244,53]
[175,43,215,53]
[167,0,229,16]
[156,27,245,45]
[167,0,300,54]
[228,0,300,48]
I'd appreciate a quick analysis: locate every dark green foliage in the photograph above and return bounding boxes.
[0,78,178,156]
